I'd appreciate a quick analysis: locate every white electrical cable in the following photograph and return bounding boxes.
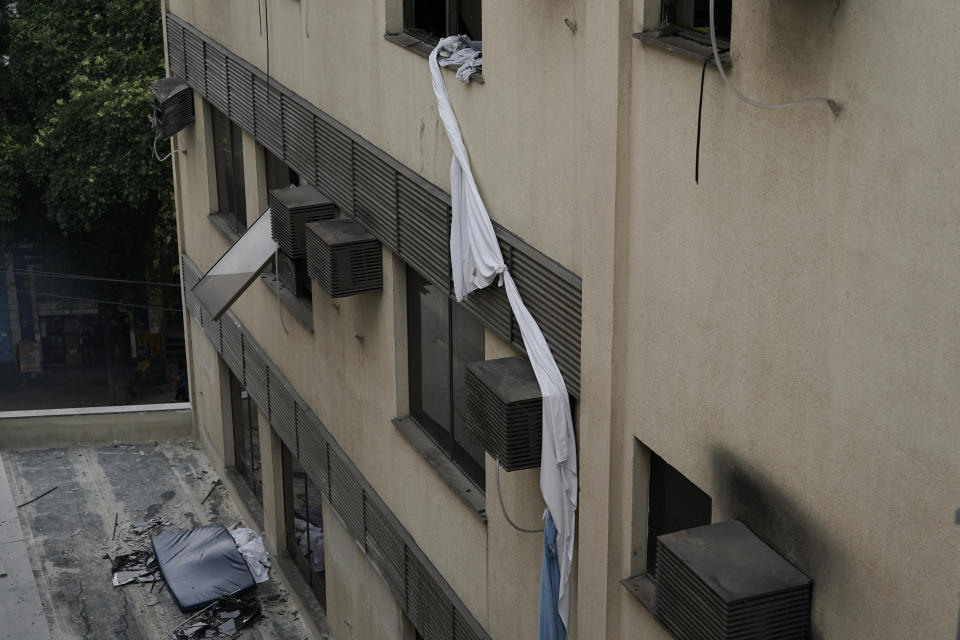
[495,457,545,534]
[709,0,840,116]
[274,247,290,335]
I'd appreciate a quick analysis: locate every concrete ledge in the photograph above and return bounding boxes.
[0,403,192,449]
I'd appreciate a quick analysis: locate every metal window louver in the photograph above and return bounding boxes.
[406,553,454,640]
[297,406,329,496]
[167,23,187,80]
[305,218,382,298]
[253,75,283,158]
[314,114,354,212]
[328,448,365,542]
[227,63,255,135]
[243,341,269,415]
[353,142,399,251]
[654,521,813,640]
[268,374,297,453]
[464,357,543,471]
[397,174,452,295]
[364,498,406,601]
[221,314,244,380]
[461,237,513,339]
[184,31,205,95]
[150,78,194,140]
[282,97,316,182]
[205,49,229,115]
[269,185,338,259]
[203,310,222,354]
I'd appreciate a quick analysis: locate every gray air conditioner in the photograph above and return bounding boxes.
[268,185,338,259]
[150,78,195,140]
[464,357,542,471]
[654,520,813,640]
[305,218,382,298]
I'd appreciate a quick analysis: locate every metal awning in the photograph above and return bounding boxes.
[192,209,277,320]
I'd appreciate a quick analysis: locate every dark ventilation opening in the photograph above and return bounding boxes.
[662,0,731,41]
[404,0,482,43]
[646,450,712,577]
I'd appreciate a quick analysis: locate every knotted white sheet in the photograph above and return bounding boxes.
[429,37,579,630]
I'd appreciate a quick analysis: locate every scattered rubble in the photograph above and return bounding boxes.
[171,596,262,639]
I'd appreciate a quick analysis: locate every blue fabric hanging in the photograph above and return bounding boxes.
[538,512,565,640]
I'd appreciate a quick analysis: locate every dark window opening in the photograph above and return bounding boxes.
[406,266,486,489]
[211,108,247,234]
[266,150,300,191]
[230,370,263,506]
[282,444,326,607]
[661,0,731,41]
[646,450,711,577]
[403,0,482,43]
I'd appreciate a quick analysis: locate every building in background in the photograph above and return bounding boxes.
[162,1,960,639]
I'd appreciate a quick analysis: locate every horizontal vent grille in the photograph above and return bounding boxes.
[654,521,813,640]
[253,75,283,158]
[328,449,365,542]
[227,62,254,134]
[221,315,244,380]
[268,376,297,453]
[306,219,382,298]
[297,407,329,497]
[464,358,542,471]
[364,499,405,601]
[269,188,337,259]
[315,115,354,212]
[243,343,268,413]
[397,175,451,295]
[353,143,398,251]
[167,23,186,79]
[407,554,454,640]
[205,49,228,115]
[184,31,205,94]
[282,98,316,183]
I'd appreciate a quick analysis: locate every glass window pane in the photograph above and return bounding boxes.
[265,150,300,192]
[231,370,262,506]
[417,275,451,434]
[451,302,485,484]
[211,109,246,233]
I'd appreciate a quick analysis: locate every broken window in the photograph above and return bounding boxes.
[282,444,326,607]
[406,266,486,489]
[403,0,482,43]
[661,0,731,42]
[645,450,712,577]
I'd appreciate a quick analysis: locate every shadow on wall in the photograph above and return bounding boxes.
[709,446,846,640]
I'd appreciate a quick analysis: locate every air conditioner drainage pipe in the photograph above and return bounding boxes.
[709,0,841,116]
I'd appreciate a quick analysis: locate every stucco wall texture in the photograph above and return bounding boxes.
[164,0,960,638]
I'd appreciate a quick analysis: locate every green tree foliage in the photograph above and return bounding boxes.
[0,0,176,293]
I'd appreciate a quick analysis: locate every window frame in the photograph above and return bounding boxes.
[405,266,486,490]
[229,369,263,507]
[210,107,247,236]
[660,0,731,42]
[281,443,327,608]
[402,0,481,44]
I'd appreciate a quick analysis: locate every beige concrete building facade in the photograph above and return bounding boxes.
[161,0,960,638]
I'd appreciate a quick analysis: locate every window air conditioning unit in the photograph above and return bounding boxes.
[150,78,195,140]
[305,218,382,298]
[269,185,338,259]
[464,357,542,471]
[654,520,813,640]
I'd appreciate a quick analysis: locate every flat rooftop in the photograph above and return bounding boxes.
[1,440,317,639]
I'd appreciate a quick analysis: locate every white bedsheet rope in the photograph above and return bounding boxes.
[429,37,579,631]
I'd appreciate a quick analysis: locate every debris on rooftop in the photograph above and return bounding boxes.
[230,527,271,583]
[108,550,161,587]
[170,595,263,639]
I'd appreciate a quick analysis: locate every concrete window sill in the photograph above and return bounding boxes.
[633,28,731,66]
[258,272,314,331]
[622,573,657,613]
[209,211,243,245]
[383,33,485,84]
[393,416,487,523]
